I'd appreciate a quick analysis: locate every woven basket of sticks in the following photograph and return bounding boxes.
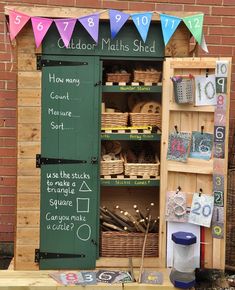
[106,73,131,83]
[101,112,128,128]
[133,70,161,83]
[124,154,160,177]
[100,156,124,176]
[101,231,158,257]
[129,113,161,128]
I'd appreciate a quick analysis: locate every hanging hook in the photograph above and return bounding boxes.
[174,125,179,134]
[199,188,203,197]
[176,186,181,194]
[201,126,204,135]
[206,69,209,78]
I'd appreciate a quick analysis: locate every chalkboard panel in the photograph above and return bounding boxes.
[40,56,100,269]
[43,22,164,58]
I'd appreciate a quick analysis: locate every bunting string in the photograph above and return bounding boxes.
[7,9,208,52]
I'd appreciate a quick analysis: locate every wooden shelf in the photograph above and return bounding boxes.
[101,132,161,141]
[169,103,216,112]
[101,177,160,187]
[167,158,213,174]
[102,85,162,93]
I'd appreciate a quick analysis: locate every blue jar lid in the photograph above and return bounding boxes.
[172,231,196,245]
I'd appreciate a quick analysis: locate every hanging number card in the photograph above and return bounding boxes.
[165,191,187,223]
[188,193,214,227]
[212,206,224,239]
[167,132,191,162]
[189,131,213,160]
[195,75,216,106]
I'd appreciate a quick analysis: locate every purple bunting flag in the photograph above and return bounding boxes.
[109,9,129,39]
[55,18,76,48]
[78,13,99,43]
[31,17,53,48]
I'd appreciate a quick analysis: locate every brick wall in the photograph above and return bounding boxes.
[0,0,234,242]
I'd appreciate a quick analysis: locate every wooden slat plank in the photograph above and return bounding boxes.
[14,245,40,271]
[170,104,215,112]
[16,228,39,245]
[17,193,40,210]
[18,124,40,142]
[18,107,40,124]
[167,159,213,174]
[18,88,41,99]
[18,159,40,176]
[18,142,40,159]
[18,72,41,89]
[17,211,40,227]
[18,53,37,71]
[17,176,40,193]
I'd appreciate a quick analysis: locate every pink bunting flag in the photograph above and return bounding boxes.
[54,18,76,48]
[9,10,30,40]
[31,17,53,48]
[78,13,99,43]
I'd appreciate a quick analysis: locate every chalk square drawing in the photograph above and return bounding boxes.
[167,132,191,162]
[188,193,214,228]
[76,198,90,213]
[195,75,217,106]
[165,191,187,223]
[189,131,213,160]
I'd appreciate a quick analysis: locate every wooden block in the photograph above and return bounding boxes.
[17,176,40,193]
[18,107,41,124]
[18,159,40,176]
[16,228,39,245]
[117,175,124,179]
[18,72,41,89]
[18,142,40,158]
[118,82,126,86]
[131,82,140,86]
[14,245,39,270]
[17,193,40,210]
[17,211,40,227]
[105,82,113,86]
[18,53,37,71]
[18,124,40,142]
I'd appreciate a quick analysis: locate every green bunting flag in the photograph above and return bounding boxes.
[183,13,204,45]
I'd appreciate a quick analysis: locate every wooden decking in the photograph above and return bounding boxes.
[0,268,178,289]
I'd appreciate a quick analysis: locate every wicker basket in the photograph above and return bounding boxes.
[133,70,161,83]
[106,73,131,83]
[101,231,158,257]
[172,76,194,104]
[124,154,160,177]
[100,156,124,176]
[129,113,161,128]
[101,112,128,128]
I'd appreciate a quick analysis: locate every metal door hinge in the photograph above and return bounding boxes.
[91,157,98,164]
[37,55,88,70]
[94,80,102,87]
[36,154,87,168]
[35,249,85,263]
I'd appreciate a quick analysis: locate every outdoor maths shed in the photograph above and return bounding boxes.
[4,4,232,288]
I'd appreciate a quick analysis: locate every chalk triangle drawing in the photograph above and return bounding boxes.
[79,181,92,192]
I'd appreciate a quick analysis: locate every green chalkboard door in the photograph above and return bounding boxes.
[39,55,100,269]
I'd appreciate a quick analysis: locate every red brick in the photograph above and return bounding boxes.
[0,224,14,232]
[154,0,195,2]
[156,3,183,11]
[0,148,16,157]
[0,168,16,176]
[0,196,16,205]
[223,0,235,5]
[206,35,222,44]
[0,71,16,80]
[0,177,16,187]
[0,91,17,99]
[204,16,222,25]
[0,232,14,241]
[0,206,15,214]
[0,128,16,137]
[0,158,16,166]
[0,187,16,195]
[75,0,102,8]
[209,26,235,36]
[207,45,233,55]
[6,81,16,90]
[0,138,16,147]
[0,53,13,62]
[129,1,155,10]
[7,0,47,3]
[102,0,129,10]
[0,99,16,108]
[222,36,235,45]
[212,6,235,16]
[184,5,210,14]
[0,81,5,89]
[197,0,222,4]
[48,0,75,6]
[222,17,235,26]
[0,110,16,118]
[0,214,15,224]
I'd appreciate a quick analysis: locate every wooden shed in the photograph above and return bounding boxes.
[3,4,232,288]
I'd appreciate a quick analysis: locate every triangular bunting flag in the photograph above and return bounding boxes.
[78,13,99,43]
[131,12,153,43]
[200,33,209,53]
[55,18,76,48]
[160,14,181,46]
[183,13,204,45]
[109,9,129,39]
[31,17,53,48]
[9,10,30,41]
